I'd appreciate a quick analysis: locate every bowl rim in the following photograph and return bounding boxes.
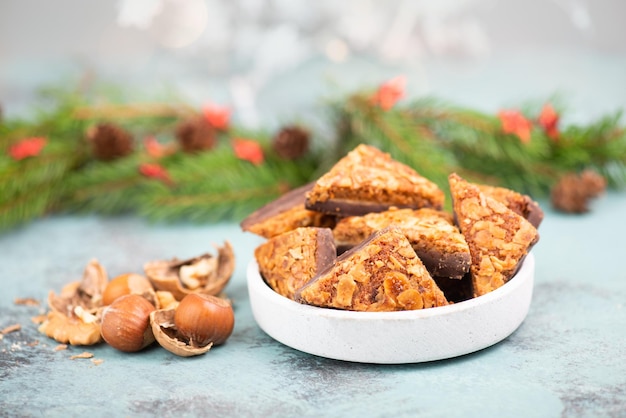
[247,252,535,319]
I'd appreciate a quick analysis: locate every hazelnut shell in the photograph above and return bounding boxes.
[48,259,108,314]
[40,259,108,345]
[144,241,235,301]
[150,308,213,357]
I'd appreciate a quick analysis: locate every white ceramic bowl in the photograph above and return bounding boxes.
[247,253,534,364]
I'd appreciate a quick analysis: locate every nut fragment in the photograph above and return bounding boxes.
[155,291,179,310]
[0,324,21,335]
[14,298,40,307]
[179,258,218,290]
[70,351,94,360]
[38,310,103,346]
[144,241,235,301]
[39,259,108,345]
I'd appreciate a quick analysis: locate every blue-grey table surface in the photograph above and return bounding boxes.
[1,193,625,418]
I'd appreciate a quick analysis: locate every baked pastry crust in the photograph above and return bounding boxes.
[333,208,471,279]
[477,184,544,228]
[241,182,335,239]
[255,227,336,300]
[449,173,539,297]
[295,227,448,311]
[305,144,445,216]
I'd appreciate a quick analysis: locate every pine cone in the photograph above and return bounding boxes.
[175,116,217,153]
[579,170,607,198]
[272,125,310,160]
[551,170,606,213]
[89,123,134,161]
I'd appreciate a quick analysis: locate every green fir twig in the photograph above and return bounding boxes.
[1,81,625,233]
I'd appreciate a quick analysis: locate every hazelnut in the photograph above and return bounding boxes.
[174,294,234,347]
[102,273,156,306]
[150,308,212,357]
[101,294,156,352]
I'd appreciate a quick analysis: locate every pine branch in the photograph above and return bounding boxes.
[57,154,150,215]
[0,138,85,231]
[2,79,625,233]
[137,143,319,223]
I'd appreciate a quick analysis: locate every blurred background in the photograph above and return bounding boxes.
[1,0,625,128]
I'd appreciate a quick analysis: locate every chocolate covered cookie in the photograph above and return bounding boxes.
[332,208,471,279]
[305,144,445,216]
[255,227,336,300]
[449,173,539,297]
[295,227,448,311]
[241,182,335,239]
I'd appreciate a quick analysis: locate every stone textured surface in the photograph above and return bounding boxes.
[1,193,625,416]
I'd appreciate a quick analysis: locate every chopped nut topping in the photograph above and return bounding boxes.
[255,227,336,300]
[449,173,538,297]
[333,208,471,279]
[296,227,448,311]
[247,146,543,310]
[306,145,445,214]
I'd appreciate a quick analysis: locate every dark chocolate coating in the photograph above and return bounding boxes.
[295,227,390,302]
[305,199,438,217]
[523,197,544,229]
[433,272,474,303]
[337,242,470,279]
[240,182,315,230]
[417,248,471,280]
[314,228,338,277]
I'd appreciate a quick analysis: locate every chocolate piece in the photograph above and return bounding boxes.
[433,273,474,304]
[241,182,335,239]
[254,227,336,300]
[295,227,448,312]
[477,184,544,228]
[333,208,470,279]
[449,173,539,297]
[305,144,445,216]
